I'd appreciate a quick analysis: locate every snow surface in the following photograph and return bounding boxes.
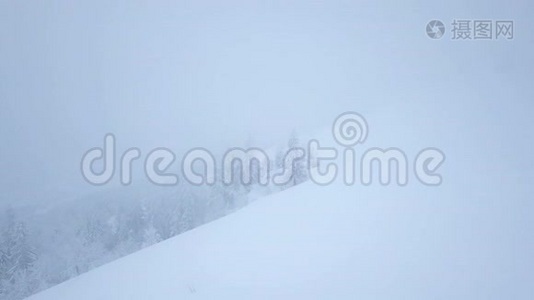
[28,178,533,299]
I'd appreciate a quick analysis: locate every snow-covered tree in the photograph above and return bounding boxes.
[287,131,308,186]
[0,248,7,296]
[0,208,39,299]
[9,222,37,275]
[142,225,161,248]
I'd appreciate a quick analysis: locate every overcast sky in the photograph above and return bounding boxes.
[1,0,532,206]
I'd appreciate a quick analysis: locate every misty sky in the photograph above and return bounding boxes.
[1,0,533,206]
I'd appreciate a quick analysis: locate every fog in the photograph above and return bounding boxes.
[2,1,532,205]
[0,1,533,298]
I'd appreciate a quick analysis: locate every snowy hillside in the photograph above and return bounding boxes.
[28,178,533,299]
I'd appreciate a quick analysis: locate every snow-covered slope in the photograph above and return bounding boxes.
[29,176,533,299]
